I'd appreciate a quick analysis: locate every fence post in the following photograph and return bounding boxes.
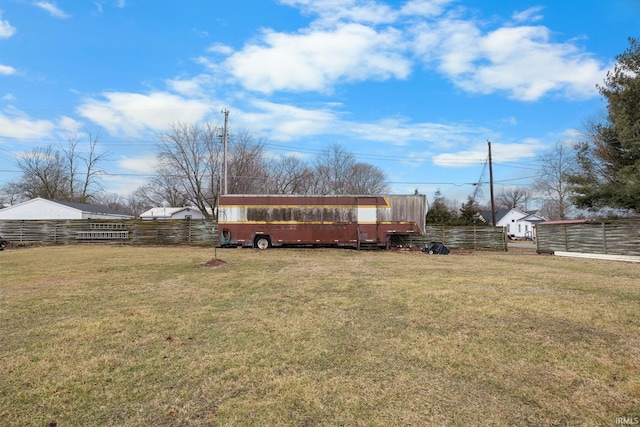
[473,225,477,250]
[602,222,608,254]
[503,227,507,251]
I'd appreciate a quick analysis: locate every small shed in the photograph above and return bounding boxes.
[139,206,206,220]
[0,198,133,220]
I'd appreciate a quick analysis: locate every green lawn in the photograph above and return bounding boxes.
[1,246,638,426]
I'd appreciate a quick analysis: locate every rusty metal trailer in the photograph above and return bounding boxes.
[217,194,426,249]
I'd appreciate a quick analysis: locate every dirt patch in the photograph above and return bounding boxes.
[202,258,228,267]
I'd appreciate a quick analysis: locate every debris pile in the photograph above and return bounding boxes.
[202,258,227,267]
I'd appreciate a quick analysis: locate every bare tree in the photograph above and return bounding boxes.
[124,190,154,218]
[533,141,577,220]
[15,144,68,200]
[5,133,107,203]
[62,131,107,203]
[141,164,191,207]
[310,143,389,195]
[312,143,357,194]
[144,129,392,205]
[156,121,221,218]
[268,154,314,194]
[345,162,390,194]
[149,124,275,214]
[0,181,27,206]
[496,187,532,210]
[92,191,152,218]
[227,130,269,194]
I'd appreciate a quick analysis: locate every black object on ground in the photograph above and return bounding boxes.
[422,242,450,255]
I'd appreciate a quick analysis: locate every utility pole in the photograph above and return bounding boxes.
[221,109,229,195]
[488,140,496,226]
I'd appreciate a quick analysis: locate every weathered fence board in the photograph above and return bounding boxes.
[391,225,506,251]
[0,219,218,247]
[536,220,640,256]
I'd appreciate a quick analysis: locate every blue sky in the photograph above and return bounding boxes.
[0,0,639,205]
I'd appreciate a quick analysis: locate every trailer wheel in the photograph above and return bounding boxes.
[255,236,271,250]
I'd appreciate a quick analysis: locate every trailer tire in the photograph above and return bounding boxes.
[255,236,271,250]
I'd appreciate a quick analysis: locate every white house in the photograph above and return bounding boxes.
[481,208,546,240]
[0,198,134,220]
[139,206,206,220]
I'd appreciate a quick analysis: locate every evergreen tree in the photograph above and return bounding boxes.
[458,196,483,225]
[570,37,640,213]
[426,190,458,225]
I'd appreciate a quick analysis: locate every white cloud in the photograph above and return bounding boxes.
[94,0,126,15]
[416,20,482,77]
[0,112,56,139]
[34,1,70,19]
[234,98,486,155]
[206,0,605,101]
[226,23,411,94]
[277,0,398,25]
[207,42,234,55]
[0,12,17,38]
[512,6,544,23]
[348,119,485,149]
[76,92,213,137]
[433,140,544,167]
[101,154,158,195]
[413,19,608,101]
[165,75,212,97]
[240,100,339,141]
[56,116,82,134]
[433,149,486,167]
[100,173,149,196]
[400,0,456,18]
[117,154,158,173]
[471,26,606,100]
[0,64,16,75]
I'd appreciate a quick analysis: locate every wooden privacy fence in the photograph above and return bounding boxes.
[392,225,507,251]
[0,220,507,250]
[0,219,218,247]
[536,219,640,256]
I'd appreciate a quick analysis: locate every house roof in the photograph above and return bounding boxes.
[522,211,547,223]
[539,219,592,225]
[0,197,133,219]
[481,208,546,225]
[54,200,131,216]
[139,206,202,218]
[480,208,511,225]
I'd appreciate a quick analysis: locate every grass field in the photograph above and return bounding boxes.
[1,245,639,426]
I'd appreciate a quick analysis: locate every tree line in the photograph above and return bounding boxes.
[0,123,389,218]
[133,123,389,218]
[2,37,639,222]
